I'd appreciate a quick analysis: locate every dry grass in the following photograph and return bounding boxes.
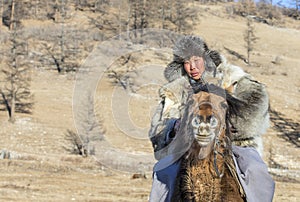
[0,2,299,201]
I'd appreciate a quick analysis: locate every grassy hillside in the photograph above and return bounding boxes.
[0,1,299,201]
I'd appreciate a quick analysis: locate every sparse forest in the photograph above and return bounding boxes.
[0,0,299,122]
[0,0,299,201]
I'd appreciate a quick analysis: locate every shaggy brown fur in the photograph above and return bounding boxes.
[172,91,245,202]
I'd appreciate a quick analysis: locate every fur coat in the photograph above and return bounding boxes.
[149,35,222,160]
[149,63,269,160]
[216,61,270,156]
[149,77,190,160]
[149,35,269,159]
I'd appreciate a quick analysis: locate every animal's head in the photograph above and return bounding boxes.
[191,96,218,146]
[215,59,248,93]
[183,91,227,147]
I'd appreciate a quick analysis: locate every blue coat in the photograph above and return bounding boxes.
[149,145,275,202]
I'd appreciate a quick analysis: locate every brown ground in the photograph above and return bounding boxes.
[0,4,300,202]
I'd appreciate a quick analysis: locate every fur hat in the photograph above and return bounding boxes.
[164,35,222,82]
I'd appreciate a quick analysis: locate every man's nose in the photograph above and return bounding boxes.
[190,61,196,69]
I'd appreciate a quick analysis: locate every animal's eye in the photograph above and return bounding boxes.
[192,116,201,127]
[220,101,228,109]
[210,116,218,129]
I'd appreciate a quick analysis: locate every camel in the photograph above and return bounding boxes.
[171,89,246,202]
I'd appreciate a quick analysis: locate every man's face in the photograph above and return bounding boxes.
[183,56,205,80]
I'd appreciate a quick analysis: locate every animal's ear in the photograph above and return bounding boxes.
[220,100,228,110]
[164,61,184,82]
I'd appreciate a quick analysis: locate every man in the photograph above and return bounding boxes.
[148,35,275,202]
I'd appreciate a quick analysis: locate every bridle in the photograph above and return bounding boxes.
[212,128,227,178]
[211,108,228,178]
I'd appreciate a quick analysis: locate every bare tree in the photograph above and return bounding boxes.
[290,0,300,10]
[234,0,257,17]
[65,129,86,156]
[175,0,184,32]
[75,94,105,156]
[168,0,198,33]
[240,0,258,65]
[128,0,148,39]
[41,0,82,73]
[0,1,33,123]
[244,16,258,64]
[287,0,300,19]
[106,53,141,93]
[60,0,65,72]
[87,1,121,39]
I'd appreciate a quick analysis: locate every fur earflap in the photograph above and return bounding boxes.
[164,35,222,82]
[164,61,183,83]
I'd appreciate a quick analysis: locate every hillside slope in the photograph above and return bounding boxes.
[0,3,299,202]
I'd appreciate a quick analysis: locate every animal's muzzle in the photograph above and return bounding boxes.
[192,115,218,146]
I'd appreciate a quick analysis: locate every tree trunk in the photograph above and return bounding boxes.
[9,91,16,123]
[0,0,3,27]
[133,1,137,39]
[126,0,131,39]
[55,0,59,22]
[0,91,12,121]
[9,0,15,30]
[35,0,39,18]
[161,0,166,29]
[60,0,65,72]
[118,3,122,40]
[169,0,173,21]
[140,0,146,37]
